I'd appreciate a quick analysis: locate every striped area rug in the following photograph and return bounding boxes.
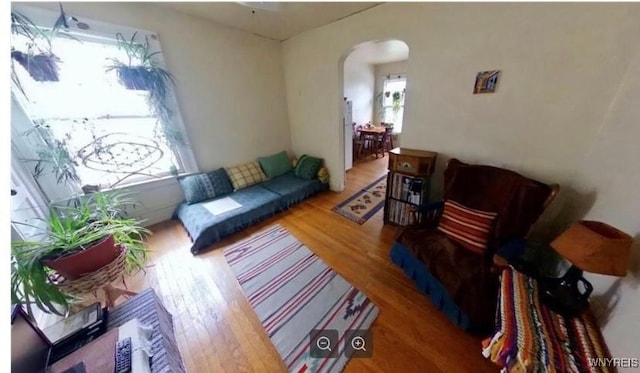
[223,225,379,373]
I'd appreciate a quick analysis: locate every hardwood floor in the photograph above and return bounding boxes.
[122,156,498,373]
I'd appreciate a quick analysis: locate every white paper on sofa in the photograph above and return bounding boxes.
[202,197,242,215]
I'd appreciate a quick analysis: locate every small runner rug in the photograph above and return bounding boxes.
[332,175,386,224]
[223,225,379,373]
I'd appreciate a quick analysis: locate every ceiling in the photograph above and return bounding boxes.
[160,2,382,41]
[346,40,409,64]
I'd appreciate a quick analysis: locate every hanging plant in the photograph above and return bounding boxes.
[11,50,61,82]
[106,32,174,91]
[23,120,81,185]
[392,91,402,113]
[106,32,184,145]
[10,4,78,83]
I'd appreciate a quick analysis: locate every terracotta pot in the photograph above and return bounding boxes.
[43,235,122,280]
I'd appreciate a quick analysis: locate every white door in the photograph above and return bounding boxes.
[10,156,48,241]
[344,100,353,171]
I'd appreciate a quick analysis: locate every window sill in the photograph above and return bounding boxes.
[108,173,181,192]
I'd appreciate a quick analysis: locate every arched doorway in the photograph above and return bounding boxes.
[339,39,410,188]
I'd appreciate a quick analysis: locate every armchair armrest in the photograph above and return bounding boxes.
[492,238,528,272]
[415,200,444,227]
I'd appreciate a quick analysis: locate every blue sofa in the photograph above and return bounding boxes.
[173,170,327,254]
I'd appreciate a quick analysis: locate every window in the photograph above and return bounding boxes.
[381,75,406,133]
[11,16,194,194]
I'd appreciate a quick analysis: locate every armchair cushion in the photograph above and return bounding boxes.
[437,200,497,254]
[397,226,498,328]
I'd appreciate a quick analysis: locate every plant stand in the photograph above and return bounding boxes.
[54,248,138,309]
[102,283,137,308]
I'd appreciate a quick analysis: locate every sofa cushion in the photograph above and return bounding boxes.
[225,161,268,190]
[294,154,322,180]
[261,171,328,208]
[437,200,497,254]
[178,168,233,204]
[173,185,281,254]
[258,151,292,179]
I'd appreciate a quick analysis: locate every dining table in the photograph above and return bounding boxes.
[355,125,386,160]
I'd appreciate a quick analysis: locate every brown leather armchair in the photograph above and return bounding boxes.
[390,158,558,331]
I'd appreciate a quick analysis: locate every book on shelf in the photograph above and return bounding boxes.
[386,171,429,225]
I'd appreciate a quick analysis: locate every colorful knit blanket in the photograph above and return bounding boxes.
[482,267,614,373]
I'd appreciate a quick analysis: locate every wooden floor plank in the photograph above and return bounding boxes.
[105,156,498,373]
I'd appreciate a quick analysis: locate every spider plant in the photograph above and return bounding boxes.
[105,32,184,145]
[11,191,150,317]
[11,4,79,83]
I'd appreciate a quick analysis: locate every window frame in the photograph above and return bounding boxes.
[11,4,198,195]
[381,74,407,133]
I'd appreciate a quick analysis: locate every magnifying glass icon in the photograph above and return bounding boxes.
[316,336,332,352]
[351,336,366,352]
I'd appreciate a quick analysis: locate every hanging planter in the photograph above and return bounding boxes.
[10,5,78,85]
[106,32,174,92]
[113,65,153,90]
[106,32,184,146]
[11,50,60,82]
[392,91,402,112]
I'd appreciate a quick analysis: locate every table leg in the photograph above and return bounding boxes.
[103,283,138,308]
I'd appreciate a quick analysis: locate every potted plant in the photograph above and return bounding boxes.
[10,5,77,82]
[106,32,174,91]
[11,191,150,317]
[106,32,184,146]
[392,91,403,113]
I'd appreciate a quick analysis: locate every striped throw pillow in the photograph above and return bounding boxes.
[437,200,498,254]
[225,161,268,190]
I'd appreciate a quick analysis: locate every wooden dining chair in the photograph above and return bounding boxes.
[383,126,394,152]
[372,131,387,158]
[353,124,366,160]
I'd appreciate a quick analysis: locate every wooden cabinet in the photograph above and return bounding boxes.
[384,148,437,226]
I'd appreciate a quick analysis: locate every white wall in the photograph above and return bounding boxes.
[17,2,291,225]
[282,2,640,356]
[580,46,640,359]
[343,54,374,126]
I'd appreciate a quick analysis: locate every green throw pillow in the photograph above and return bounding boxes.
[258,151,292,179]
[294,154,322,180]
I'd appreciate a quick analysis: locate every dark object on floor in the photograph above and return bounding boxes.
[390,158,559,331]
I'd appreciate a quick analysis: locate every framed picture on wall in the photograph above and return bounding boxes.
[473,70,501,94]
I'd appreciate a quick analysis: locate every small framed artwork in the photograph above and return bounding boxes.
[473,70,501,94]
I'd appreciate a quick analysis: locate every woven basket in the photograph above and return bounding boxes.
[55,247,128,297]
